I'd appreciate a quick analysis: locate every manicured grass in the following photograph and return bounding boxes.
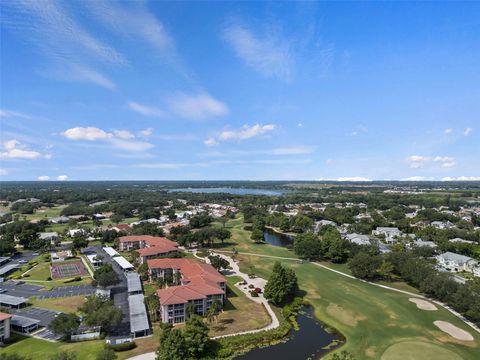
[1,335,104,360]
[235,255,479,359]
[116,325,160,360]
[208,275,271,337]
[30,295,86,313]
[216,215,480,359]
[381,341,463,360]
[20,205,67,222]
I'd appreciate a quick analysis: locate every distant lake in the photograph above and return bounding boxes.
[236,306,341,360]
[170,187,284,196]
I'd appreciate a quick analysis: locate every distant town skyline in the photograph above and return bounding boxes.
[1,1,479,181]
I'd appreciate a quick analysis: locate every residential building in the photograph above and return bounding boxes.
[0,312,12,342]
[431,221,454,230]
[436,252,478,273]
[39,232,59,243]
[372,227,402,243]
[148,258,226,324]
[118,235,178,264]
[345,233,370,246]
[449,238,475,245]
[50,216,69,224]
[411,239,437,248]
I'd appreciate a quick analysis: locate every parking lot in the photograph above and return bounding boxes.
[12,306,59,327]
[34,327,63,341]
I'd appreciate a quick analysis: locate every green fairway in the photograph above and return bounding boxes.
[218,215,480,359]
[381,341,464,360]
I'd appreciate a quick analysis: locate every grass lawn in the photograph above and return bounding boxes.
[214,215,480,359]
[1,334,105,360]
[30,295,86,313]
[208,275,271,337]
[19,205,67,222]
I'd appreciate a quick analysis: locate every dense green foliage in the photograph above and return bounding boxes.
[264,262,298,304]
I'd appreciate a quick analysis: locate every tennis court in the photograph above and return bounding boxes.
[50,261,88,279]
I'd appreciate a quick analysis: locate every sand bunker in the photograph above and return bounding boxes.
[434,321,474,341]
[409,297,437,311]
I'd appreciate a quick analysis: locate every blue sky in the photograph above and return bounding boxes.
[1,0,479,181]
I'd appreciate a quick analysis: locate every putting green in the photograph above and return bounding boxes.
[381,341,464,360]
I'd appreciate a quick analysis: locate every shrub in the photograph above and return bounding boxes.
[46,276,52,281]
[109,341,136,352]
[249,290,259,297]
[248,284,254,289]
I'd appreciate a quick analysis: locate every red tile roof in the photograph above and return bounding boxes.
[0,312,12,321]
[119,235,177,247]
[148,258,225,306]
[114,224,130,230]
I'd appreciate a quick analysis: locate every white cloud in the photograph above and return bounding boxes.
[68,65,116,90]
[219,124,275,141]
[433,156,456,168]
[113,130,135,139]
[139,128,154,137]
[38,176,50,181]
[297,123,303,127]
[62,126,154,152]
[204,138,218,147]
[406,155,457,169]
[127,101,166,117]
[1,140,41,159]
[406,155,430,169]
[223,23,293,80]
[63,127,112,141]
[444,128,453,134]
[109,139,154,152]
[442,176,480,181]
[0,168,8,176]
[45,154,53,160]
[464,127,473,136]
[57,175,68,181]
[325,159,333,165]
[402,176,434,181]
[167,92,229,120]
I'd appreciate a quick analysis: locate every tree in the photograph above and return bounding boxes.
[95,347,117,360]
[156,323,186,360]
[348,252,382,280]
[208,255,229,270]
[79,295,122,333]
[48,313,80,340]
[183,315,209,358]
[264,262,298,304]
[294,233,322,260]
[146,293,160,322]
[377,261,394,280]
[92,264,119,288]
[251,228,264,243]
[206,300,221,324]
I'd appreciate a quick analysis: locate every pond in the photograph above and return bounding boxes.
[170,187,285,196]
[236,306,341,360]
[263,227,295,247]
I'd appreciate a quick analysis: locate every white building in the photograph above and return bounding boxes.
[345,233,371,246]
[436,252,478,273]
[372,227,402,243]
[0,312,12,342]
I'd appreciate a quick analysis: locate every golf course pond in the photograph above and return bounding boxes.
[236,305,342,360]
[263,227,295,247]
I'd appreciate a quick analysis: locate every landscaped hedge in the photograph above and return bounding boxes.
[109,341,136,352]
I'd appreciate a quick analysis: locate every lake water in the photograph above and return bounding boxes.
[171,187,284,196]
[236,306,341,360]
[263,227,295,247]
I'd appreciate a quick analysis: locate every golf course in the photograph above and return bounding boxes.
[216,215,480,359]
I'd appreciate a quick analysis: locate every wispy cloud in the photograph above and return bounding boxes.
[127,101,166,117]
[218,124,275,142]
[0,168,8,176]
[57,175,68,181]
[38,175,50,181]
[2,0,123,88]
[444,128,453,135]
[223,23,293,80]
[464,127,473,136]
[406,155,456,169]
[84,0,177,62]
[62,126,154,152]
[166,92,229,120]
[0,109,32,119]
[402,176,434,181]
